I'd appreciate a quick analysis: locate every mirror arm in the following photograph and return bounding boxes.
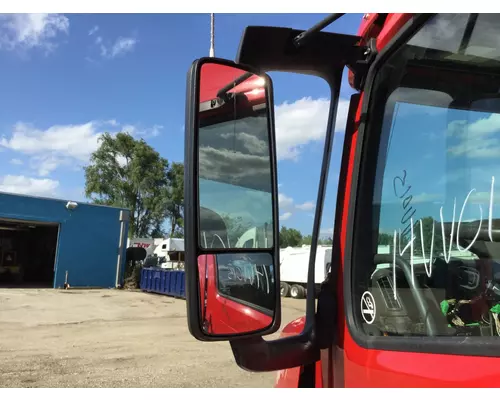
[216,71,255,101]
[314,268,338,349]
[293,13,345,48]
[304,73,343,327]
[229,329,319,372]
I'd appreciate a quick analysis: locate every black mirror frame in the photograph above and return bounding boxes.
[183,56,282,342]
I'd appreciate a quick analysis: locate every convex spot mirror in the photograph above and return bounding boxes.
[184,57,281,340]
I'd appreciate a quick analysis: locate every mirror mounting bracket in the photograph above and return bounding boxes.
[229,325,320,372]
[236,26,364,80]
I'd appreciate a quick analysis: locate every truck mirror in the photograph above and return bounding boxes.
[184,57,281,340]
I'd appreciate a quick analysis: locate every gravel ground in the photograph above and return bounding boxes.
[0,288,306,388]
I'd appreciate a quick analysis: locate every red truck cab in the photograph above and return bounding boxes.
[184,13,500,387]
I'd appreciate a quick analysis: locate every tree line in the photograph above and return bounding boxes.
[378,216,441,256]
[279,226,333,248]
[84,132,184,238]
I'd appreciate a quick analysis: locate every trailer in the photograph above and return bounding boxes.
[279,245,332,299]
[126,238,156,259]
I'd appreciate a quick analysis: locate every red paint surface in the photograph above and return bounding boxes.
[197,254,272,335]
[199,63,265,103]
[274,317,305,388]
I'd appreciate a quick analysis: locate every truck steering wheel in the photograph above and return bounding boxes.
[374,254,438,336]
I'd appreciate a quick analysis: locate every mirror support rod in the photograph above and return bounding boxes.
[293,13,345,48]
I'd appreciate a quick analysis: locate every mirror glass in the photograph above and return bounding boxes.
[197,61,274,250]
[197,252,276,335]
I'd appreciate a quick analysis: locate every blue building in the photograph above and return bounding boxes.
[0,191,130,289]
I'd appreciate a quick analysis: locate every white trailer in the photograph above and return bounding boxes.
[279,245,332,299]
[126,237,156,259]
[153,238,185,269]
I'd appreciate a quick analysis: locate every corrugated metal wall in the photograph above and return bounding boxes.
[0,192,130,288]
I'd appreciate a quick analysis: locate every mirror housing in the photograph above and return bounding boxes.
[184,57,281,342]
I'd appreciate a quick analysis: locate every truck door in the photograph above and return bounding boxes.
[341,13,500,387]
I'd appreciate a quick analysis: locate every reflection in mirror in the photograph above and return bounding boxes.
[197,62,274,250]
[197,252,276,335]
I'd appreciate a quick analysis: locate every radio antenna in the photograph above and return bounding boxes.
[209,13,215,57]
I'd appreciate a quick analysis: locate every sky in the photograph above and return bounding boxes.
[378,97,500,241]
[0,13,364,237]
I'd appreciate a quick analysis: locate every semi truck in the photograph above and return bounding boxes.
[183,13,500,388]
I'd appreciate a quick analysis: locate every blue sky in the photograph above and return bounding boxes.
[379,100,500,239]
[0,13,364,237]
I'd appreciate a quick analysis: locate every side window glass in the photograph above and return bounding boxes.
[357,13,500,339]
[216,253,275,311]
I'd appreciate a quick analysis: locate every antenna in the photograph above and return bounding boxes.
[209,13,215,57]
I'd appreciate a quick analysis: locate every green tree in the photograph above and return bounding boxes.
[302,235,312,245]
[165,162,184,237]
[84,132,170,238]
[279,226,303,248]
[414,216,441,257]
[319,237,333,246]
[378,232,393,245]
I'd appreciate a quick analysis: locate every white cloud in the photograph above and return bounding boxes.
[0,120,163,176]
[1,121,101,162]
[99,36,137,59]
[0,175,59,197]
[88,25,99,36]
[121,123,163,138]
[296,201,315,211]
[278,193,294,210]
[278,192,315,221]
[29,155,65,177]
[10,158,23,165]
[448,114,500,159]
[280,212,292,221]
[116,155,127,167]
[110,37,136,57]
[411,192,443,204]
[274,97,349,161]
[0,13,69,54]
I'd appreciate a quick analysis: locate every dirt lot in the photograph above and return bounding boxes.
[0,288,306,388]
